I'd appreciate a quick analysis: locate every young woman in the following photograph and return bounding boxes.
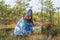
[13,9,34,36]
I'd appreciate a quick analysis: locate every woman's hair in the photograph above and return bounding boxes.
[29,17,33,24]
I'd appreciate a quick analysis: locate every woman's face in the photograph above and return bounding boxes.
[24,15,32,20]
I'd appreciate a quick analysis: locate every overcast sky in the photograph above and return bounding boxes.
[0,0,60,12]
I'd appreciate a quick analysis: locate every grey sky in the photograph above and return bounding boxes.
[4,0,60,7]
[1,0,60,12]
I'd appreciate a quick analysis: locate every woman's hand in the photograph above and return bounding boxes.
[33,21,41,26]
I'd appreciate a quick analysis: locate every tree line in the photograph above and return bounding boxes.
[0,0,60,27]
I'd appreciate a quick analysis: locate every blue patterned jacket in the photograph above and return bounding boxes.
[14,17,34,36]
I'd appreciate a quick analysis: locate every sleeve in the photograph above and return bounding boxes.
[13,20,26,35]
